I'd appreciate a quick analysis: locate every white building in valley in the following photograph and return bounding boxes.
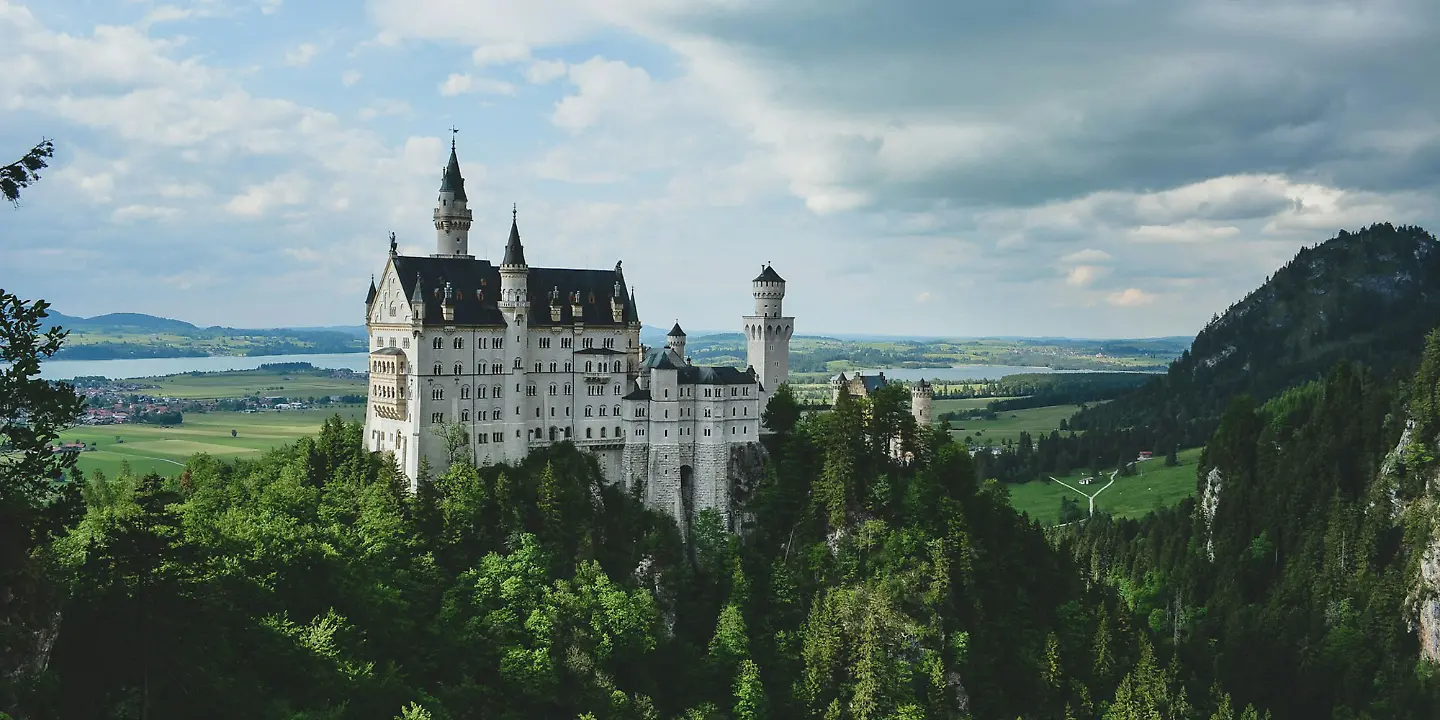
[363,140,793,528]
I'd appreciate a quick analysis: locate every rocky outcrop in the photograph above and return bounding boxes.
[726,441,769,533]
[1199,467,1223,562]
[1415,536,1440,664]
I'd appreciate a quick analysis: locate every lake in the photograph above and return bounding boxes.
[37,353,371,380]
[847,365,1153,382]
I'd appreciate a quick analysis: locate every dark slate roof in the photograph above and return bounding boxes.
[440,146,467,202]
[372,346,406,356]
[365,277,377,305]
[641,347,682,370]
[389,255,638,328]
[754,264,785,283]
[622,387,651,401]
[502,220,526,266]
[678,365,756,385]
[575,347,625,355]
[668,322,686,337]
[860,374,888,393]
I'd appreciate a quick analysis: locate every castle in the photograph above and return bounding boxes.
[362,140,792,528]
[830,372,934,461]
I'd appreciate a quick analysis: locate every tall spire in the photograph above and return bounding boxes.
[502,203,526,266]
[439,132,467,202]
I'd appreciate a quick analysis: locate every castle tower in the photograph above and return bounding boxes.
[433,135,474,258]
[911,379,933,428]
[499,206,530,460]
[744,264,793,416]
[667,322,687,360]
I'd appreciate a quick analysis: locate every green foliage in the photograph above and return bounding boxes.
[2,139,52,204]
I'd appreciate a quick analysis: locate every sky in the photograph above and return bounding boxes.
[2,0,1437,338]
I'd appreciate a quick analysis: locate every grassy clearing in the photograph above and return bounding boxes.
[145,369,367,400]
[932,396,1027,413]
[1003,447,1205,526]
[58,407,365,478]
[946,404,1081,446]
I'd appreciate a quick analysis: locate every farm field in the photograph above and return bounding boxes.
[1003,447,1205,526]
[145,368,368,399]
[945,404,1082,446]
[57,407,365,478]
[932,396,1026,413]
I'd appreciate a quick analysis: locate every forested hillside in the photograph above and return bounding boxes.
[1073,224,1440,447]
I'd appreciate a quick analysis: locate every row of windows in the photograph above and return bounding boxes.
[373,384,403,399]
[656,386,753,399]
[415,335,625,351]
[428,336,505,350]
[427,360,625,376]
[371,359,403,373]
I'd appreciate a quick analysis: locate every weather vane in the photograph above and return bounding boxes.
[449,126,459,148]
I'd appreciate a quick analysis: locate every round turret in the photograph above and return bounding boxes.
[752,263,786,318]
[911,379,934,427]
[666,322,687,358]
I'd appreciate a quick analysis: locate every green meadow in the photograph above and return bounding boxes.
[944,403,1083,446]
[1002,446,1205,526]
[58,407,366,478]
[144,368,368,399]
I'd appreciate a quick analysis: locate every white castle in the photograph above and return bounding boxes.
[363,140,793,528]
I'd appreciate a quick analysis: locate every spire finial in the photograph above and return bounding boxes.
[449,125,459,150]
[512,203,517,223]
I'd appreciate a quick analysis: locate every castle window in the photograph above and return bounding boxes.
[375,337,383,348]
[613,405,620,416]
[743,407,748,416]
[479,338,487,349]
[564,362,573,372]
[582,337,594,349]
[478,364,487,375]
[432,388,443,400]
[585,406,593,417]
[526,385,537,397]
[402,338,409,349]
[431,412,443,423]
[389,304,397,317]
[549,384,558,396]
[516,406,520,415]
[493,385,501,397]
[587,428,593,439]
[389,337,396,347]
[494,337,504,349]
[564,384,573,396]
[549,362,557,373]
[664,430,669,438]
[493,406,500,417]
[599,406,607,417]
[561,337,573,349]
[492,364,502,374]
[613,384,621,395]
[460,386,470,400]
[614,426,620,437]
[704,408,711,418]
[539,337,549,349]
[550,427,557,441]
[454,337,464,349]
[461,409,470,421]
[664,409,669,419]
[704,428,711,436]
[534,361,543,373]
[433,337,443,349]
[493,432,503,442]
[600,427,607,438]
[550,407,556,417]
[744,426,748,434]
[603,337,614,349]
[535,407,541,417]
[454,362,464,375]
[433,363,443,375]
[664,389,669,399]
[585,361,593,373]
[478,433,487,444]
[565,427,572,438]
[399,387,405,399]
[513,357,522,369]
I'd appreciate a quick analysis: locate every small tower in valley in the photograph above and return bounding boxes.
[911,379,933,428]
[744,263,793,415]
[433,131,473,258]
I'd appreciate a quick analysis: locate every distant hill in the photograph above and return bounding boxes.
[40,311,367,360]
[1073,223,1440,446]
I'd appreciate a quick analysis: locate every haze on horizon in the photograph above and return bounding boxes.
[2,0,1437,338]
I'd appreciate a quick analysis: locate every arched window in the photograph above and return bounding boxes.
[493,406,501,418]
[564,362,573,372]
[585,361,593,372]
[453,337,464,349]
[564,384,573,396]
[534,361,543,373]
[433,363,443,375]
[478,363,487,375]
[432,388,443,400]
[613,405,620,416]
[614,426,620,438]
[513,357,522,369]
[586,428,593,438]
[460,386,470,400]
[460,409,470,421]
[549,362,557,372]
[454,362,463,375]
[599,406,607,417]
[433,337,443,349]
[704,408,711,418]
[492,363,502,374]
[585,406,593,417]
[600,427,607,438]
[549,384,558,396]
[613,384,621,395]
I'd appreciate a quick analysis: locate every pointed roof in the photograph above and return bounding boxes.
[410,273,424,304]
[439,143,467,202]
[502,207,526,266]
[668,322,686,337]
[754,264,784,283]
[365,275,377,305]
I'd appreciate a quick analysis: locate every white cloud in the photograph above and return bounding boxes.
[1065,265,1107,287]
[285,42,318,66]
[551,57,658,131]
[341,69,362,86]
[1060,248,1112,265]
[224,173,311,217]
[1107,288,1157,307]
[439,72,514,96]
[525,59,567,84]
[112,204,180,223]
[472,42,530,66]
[359,99,411,120]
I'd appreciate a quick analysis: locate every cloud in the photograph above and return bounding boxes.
[358,99,411,120]
[525,59,567,84]
[341,69,362,86]
[223,173,311,217]
[472,42,530,66]
[285,42,318,66]
[439,72,514,96]
[1107,288,1157,307]
[1065,265,1107,287]
[112,204,180,223]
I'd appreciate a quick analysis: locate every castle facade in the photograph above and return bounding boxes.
[363,141,792,527]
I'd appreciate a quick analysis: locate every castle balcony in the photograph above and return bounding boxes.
[583,372,611,383]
